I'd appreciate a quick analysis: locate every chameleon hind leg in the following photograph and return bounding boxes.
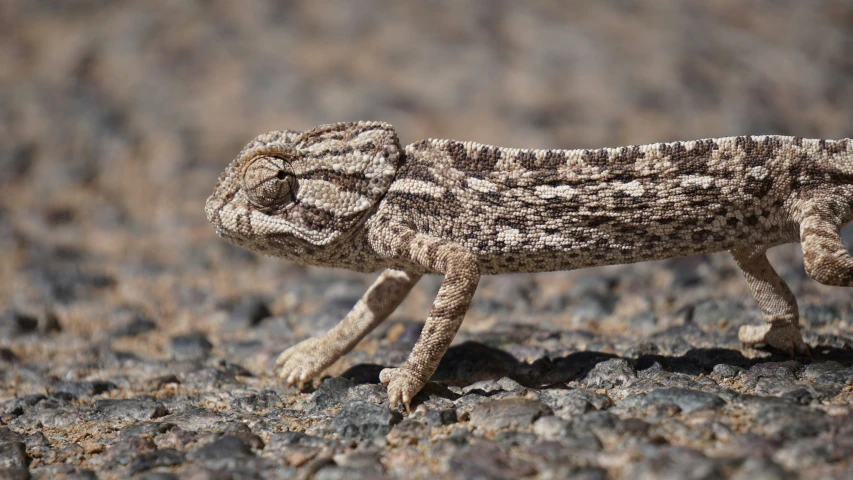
[799,199,853,287]
[731,246,809,356]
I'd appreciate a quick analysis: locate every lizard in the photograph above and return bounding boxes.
[205,121,853,412]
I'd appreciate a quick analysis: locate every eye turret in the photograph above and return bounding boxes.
[241,155,298,208]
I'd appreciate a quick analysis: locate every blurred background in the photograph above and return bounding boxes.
[1,0,852,362]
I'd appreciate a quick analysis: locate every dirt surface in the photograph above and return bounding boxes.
[2,1,853,479]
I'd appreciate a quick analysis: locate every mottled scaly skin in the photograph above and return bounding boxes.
[206,121,853,411]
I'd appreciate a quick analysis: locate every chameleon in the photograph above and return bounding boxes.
[205,121,853,411]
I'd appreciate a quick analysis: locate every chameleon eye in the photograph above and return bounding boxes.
[241,155,297,208]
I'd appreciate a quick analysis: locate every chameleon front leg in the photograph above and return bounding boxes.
[276,268,420,387]
[731,246,809,356]
[369,225,480,412]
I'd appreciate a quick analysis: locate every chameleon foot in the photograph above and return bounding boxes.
[739,323,810,357]
[275,337,340,388]
[379,367,425,413]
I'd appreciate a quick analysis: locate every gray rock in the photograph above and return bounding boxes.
[505,344,548,363]
[630,310,659,332]
[801,304,842,328]
[345,383,389,405]
[0,468,30,480]
[620,388,725,414]
[424,408,458,427]
[231,390,283,413]
[322,450,385,479]
[89,397,167,422]
[181,367,241,388]
[2,396,45,416]
[649,323,708,355]
[622,446,724,480]
[742,361,803,388]
[49,391,75,402]
[299,281,363,334]
[30,266,115,304]
[112,314,157,337]
[732,456,796,480]
[227,296,272,328]
[802,362,853,383]
[325,401,403,441]
[314,461,384,480]
[160,405,225,431]
[388,419,428,444]
[417,383,461,408]
[474,275,537,315]
[10,399,80,429]
[650,371,705,389]
[569,411,624,436]
[539,356,585,384]
[755,379,840,404]
[209,422,265,450]
[569,298,611,323]
[22,433,47,450]
[802,361,845,380]
[0,430,22,445]
[128,448,184,475]
[462,376,524,395]
[119,422,176,439]
[581,358,636,389]
[495,430,538,449]
[191,435,253,460]
[0,442,28,469]
[53,380,117,398]
[524,439,603,472]
[532,415,570,441]
[448,441,537,479]
[469,398,552,431]
[732,394,798,414]
[754,406,830,441]
[101,436,156,470]
[169,332,213,360]
[266,431,334,451]
[0,348,17,364]
[133,473,177,480]
[666,257,705,288]
[0,308,61,337]
[310,377,355,411]
[539,388,612,419]
[452,393,488,412]
[711,364,744,379]
[0,311,37,337]
[62,471,98,480]
[537,464,607,480]
[689,298,758,327]
[265,431,336,466]
[187,434,275,472]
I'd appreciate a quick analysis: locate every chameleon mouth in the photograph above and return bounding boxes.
[204,192,246,245]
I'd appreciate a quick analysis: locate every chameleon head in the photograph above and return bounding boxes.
[205,121,402,262]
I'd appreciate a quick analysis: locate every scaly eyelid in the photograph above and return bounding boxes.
[241,153,298,208]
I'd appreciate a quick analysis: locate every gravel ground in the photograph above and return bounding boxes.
[2,1,853,479]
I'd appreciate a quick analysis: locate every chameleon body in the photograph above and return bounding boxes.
[205,121,853,411]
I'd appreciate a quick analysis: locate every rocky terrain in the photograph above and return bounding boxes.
[2,1,853,478]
